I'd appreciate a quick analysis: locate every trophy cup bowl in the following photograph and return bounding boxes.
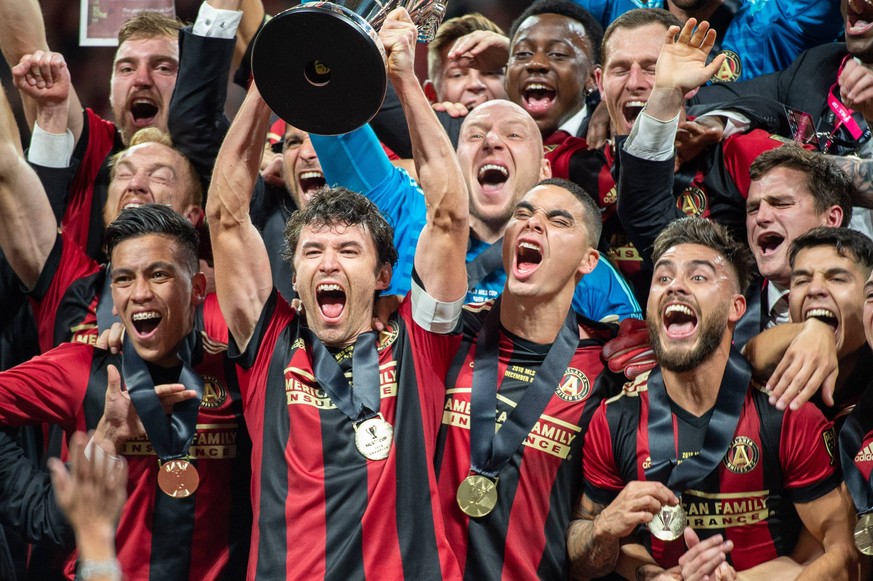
[251,1,447,136]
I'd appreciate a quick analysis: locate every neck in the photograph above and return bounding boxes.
[470,217,506,245]
[661,335,733,416]
[500,288,577,345]
[667,0,722,22]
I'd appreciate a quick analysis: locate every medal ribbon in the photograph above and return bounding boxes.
[839,384,873,514]
[122,338,204,462]
[469,299,578,478]
[645,348,751,493]
[300,328,381,420]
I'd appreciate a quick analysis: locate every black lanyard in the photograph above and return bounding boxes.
[645,348,751,492]
[300,328,381,420]
[122,339,204,462]
[469,299,578,478]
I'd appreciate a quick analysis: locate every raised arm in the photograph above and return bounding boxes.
[793,486,858,581]
[0,81,59,289]
[381,9,467,302]
[205,82,273,350]
[0,0,84,142]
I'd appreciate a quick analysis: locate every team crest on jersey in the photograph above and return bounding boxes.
[676,186,708,216]
[555,367,591,401]
[199,376,227,408]
[711,50,742,83]
[377,319,399,352]
[822,427,836,465]
[723,436,759,474]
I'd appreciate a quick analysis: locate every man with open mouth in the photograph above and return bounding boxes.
[0,203,251,581]
[207,9,470,579]
[570,217,856,580]
[744,227,873,428]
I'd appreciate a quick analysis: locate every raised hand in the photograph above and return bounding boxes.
[654,19,725,97]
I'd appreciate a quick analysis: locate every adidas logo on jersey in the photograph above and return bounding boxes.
[855,442,873,463]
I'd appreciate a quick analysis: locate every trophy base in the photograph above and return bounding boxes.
[251,3,387,136]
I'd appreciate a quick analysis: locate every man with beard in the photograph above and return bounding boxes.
[569,0,841,82]
[567,217,856,580]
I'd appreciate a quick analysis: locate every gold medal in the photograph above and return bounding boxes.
[855,513,873,555]
[648,503,686,541]
[456,475,498,518]
[354,414,393,461]
[157,459,200,498]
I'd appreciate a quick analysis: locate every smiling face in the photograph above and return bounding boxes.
[647,243,745,372]
[506,13,594,135]
[746,167,843,287]
[845,0,873,62]
[790,245,868,359]
[282,125,325,209]
[110,234,205,367]
[105,141,200,228]
[292,222,391,347]
[457,101,550,235]
[596,22,665,136]
[501,183,598,300]
[109,35,179,145]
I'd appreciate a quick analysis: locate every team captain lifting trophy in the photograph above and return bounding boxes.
[251,0,447,135]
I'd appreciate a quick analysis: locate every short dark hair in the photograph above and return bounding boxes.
[428,13,505,81]
[118,11,183,44]
[282,187,398,274]
[789,227,873,273]
[533,178,602,246]
[652,217,755,293]
[510,0,604,64]
[750,144,853,226]
[105,203,200,274]
[602,8,680,65]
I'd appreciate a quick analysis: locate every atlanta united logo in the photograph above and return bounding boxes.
[823,427,836,465]
[676,186,708,217]
[555,368,591,402]
[711,50,742,83]
[723,436,759,474]
[377,320,399,352]
[200,376,227,408]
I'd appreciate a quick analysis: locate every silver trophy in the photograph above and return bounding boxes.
[251,0,448,135]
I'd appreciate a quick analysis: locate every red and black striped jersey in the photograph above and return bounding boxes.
[232,290,462,580]
[584,369,839,571]
[0,336,250,581]
[434,301,620,579]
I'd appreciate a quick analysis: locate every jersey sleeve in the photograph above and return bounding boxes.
[27,232,101,353]
[779,404,839,503]
[310,127,426,298]
[722,130,787,196]
[583,399,625,505]
[0,343,90,431]
[572,257,642,322]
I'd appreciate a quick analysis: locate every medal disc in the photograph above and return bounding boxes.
[855,513,873,555]
[456,475,498,518]
[157,459,200,498]
[354,416,393,460]
[648,503,686,541]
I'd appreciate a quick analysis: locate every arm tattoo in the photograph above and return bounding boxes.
[567,500,620,580]
[833,156,873,209]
